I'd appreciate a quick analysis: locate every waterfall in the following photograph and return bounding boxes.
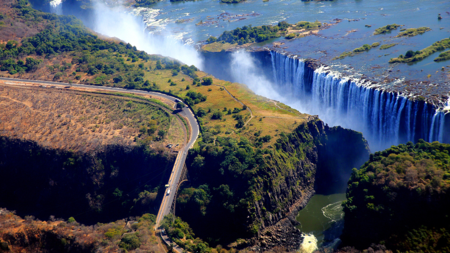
[269,51,447,151]
[49,0,63,15]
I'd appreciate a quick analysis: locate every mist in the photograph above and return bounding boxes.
[91,2,203,69]
[230,51,370,147]
[230,50,282,100]
[230,51,310,122]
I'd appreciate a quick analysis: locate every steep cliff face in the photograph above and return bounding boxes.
[250,119,369,251]
[177,118,369,251]
[0,137,174,225]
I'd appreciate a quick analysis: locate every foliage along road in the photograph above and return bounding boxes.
[0,77,199,245]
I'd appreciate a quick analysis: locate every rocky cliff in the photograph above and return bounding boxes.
[0,137,174,225]
[177,118,369,251]
[251,119,369,251]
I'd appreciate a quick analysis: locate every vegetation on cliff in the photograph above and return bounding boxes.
[342,140,450,251]
[160,214,223,252]
[0,136,174,224]
[175,120,368,248]
[389,37,450,63]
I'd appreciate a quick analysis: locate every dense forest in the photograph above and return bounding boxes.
[342,140,450,252]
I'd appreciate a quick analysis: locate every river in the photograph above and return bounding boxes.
[296,193,346,252]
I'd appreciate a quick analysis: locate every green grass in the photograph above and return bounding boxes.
[395,27,431,37]
[333,43,378,60]
[434,50,450,62]
[294,21,321,30]
[201,42,236,52]
[374,24,401,35]
[389,37,450,63]
[380,43,397,50]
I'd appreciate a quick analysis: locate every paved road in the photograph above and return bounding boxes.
[0,77,199,230]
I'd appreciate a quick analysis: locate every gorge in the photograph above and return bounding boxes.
[1,0,449,252]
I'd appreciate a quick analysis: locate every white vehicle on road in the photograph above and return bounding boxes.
[166,189,171,195]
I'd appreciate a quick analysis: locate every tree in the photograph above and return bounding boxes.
[68,217,76,223]
[113,188,123,197]
[156,60,162,69]
[201,77,213,86]
[119,233,141,250]
[192,155,205,169]
[405,50,415,58]
[196,108,206,117]
[176,102,184,110]
[206,36,217,43]
[25,58,41,72]
[211,111,223,120]
[53,72,63,80]
[158,130,166,138]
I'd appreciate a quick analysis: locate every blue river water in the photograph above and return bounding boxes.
[140,0,450,84]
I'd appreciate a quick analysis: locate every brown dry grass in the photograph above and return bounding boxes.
[0,84,184,153]
[0,208,164,253]
[0,0,51,43]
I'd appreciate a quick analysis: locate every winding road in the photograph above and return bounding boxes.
[0,77,199,241]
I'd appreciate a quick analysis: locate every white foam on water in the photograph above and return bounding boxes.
[299,233,318,253]
[445,98,450,112]
[321,201,344,222]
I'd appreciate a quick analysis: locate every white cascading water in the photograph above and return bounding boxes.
[269,51,446,151]
[49,0,63,15]
[299,234,318,253]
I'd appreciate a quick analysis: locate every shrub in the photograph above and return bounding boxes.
[202,77,213,86]
[211,111,223,120]
[119,233,140,250]
[285,33,296,39]
[53,72,63,80]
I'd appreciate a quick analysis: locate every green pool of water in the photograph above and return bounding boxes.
[296,193,346,249]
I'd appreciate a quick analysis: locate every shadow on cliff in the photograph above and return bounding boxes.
[0,137,174,225]
[316,126,370,195]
